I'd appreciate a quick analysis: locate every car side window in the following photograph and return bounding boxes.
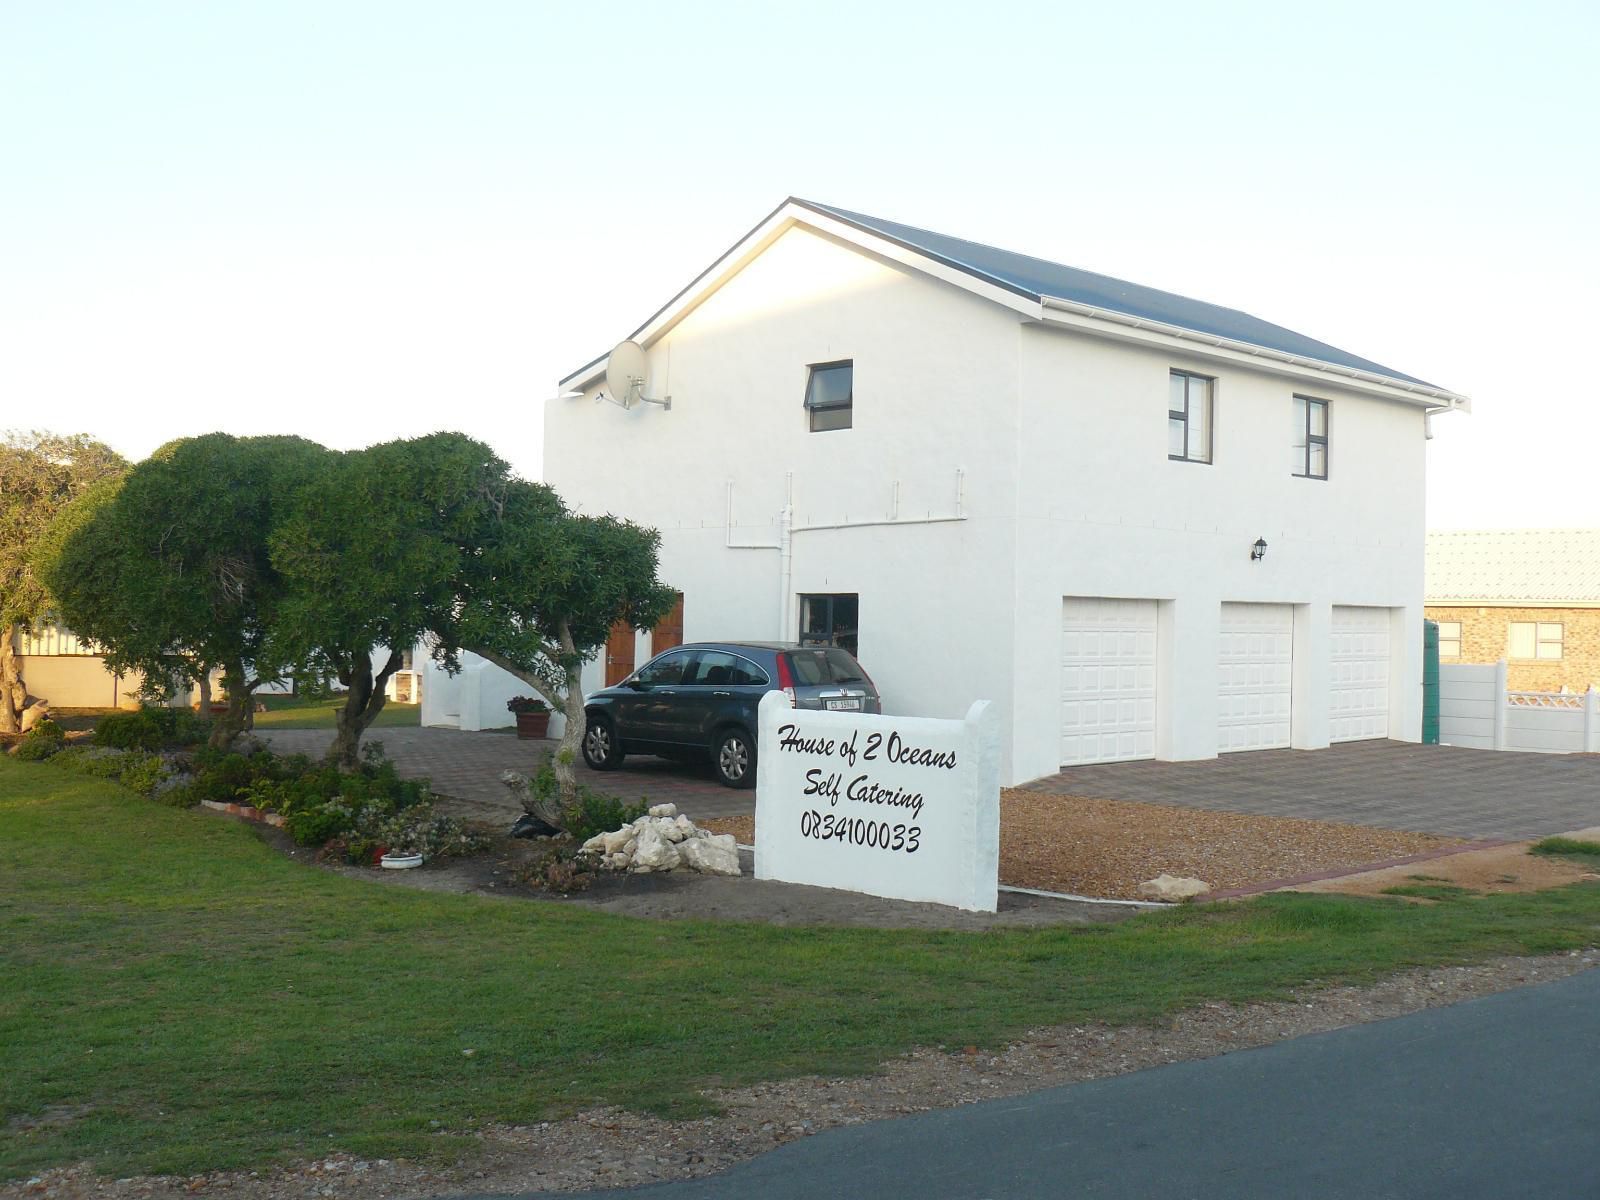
[634,650,691,686]
[684,651,770,687]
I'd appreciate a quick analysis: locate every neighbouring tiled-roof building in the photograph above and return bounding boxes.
[1426,529,1600,692]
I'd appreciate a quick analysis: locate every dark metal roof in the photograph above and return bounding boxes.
[794,198,1434,388]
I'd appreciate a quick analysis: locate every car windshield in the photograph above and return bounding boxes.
[786,648,866,685]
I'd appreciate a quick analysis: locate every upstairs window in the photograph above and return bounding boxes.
[806,361,853,432]
[1168,371,1213,463]
[1293,395,1329,479]
[1509,622,1562,661]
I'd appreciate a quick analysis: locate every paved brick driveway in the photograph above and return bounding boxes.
[1028,740,1600,841]
[260,727,749,826]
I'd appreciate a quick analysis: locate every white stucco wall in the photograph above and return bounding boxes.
[546,223,1025,768]
[1008,325,1425,782]
[420,649,528,732]
[543,219,1431,786]
[18,656,142,709]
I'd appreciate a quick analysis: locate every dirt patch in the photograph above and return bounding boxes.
[703,792,1461,901]
[1282,831,1600,899]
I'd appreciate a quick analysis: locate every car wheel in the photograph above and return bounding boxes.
[713,727,756,789]
[583,715,624,771]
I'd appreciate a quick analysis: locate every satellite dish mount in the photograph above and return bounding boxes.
[602,340,671,411]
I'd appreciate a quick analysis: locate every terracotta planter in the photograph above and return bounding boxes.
[514,711,551,739]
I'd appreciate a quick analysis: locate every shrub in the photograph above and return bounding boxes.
[13,722,65,761]
[516,842,596,893]
[341,801,488,864]
[519,752,647,841]
[285,799,357,847]
[47,745,170,797]
[562,787,648,843]
[96,706,208,752]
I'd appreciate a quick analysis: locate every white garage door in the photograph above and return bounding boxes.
[1061,597,1157,766]
[1218,603,1293,752]
[1330,606,1391,742]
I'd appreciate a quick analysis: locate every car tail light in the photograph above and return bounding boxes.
[775,654,797,707]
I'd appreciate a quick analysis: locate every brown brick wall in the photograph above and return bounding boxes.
[1425,605,1600,692]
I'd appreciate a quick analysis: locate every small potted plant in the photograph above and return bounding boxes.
[507,696,551,739]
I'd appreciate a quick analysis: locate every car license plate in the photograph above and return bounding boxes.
[825,698,861,711]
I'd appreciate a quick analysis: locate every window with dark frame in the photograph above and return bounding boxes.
[1168,370,1213,463]
[805,361,853,432]
[1293,395,1329,479]
[799,593,859,656]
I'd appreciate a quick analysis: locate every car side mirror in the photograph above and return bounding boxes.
[625,679,648,691]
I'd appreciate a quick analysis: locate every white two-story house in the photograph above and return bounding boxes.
[543,198,1469,786]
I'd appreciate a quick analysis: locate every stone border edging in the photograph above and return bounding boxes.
[199,798,286,828]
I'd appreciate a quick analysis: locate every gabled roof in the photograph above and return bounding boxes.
[796,200,1430,386]
[1427,530,1600,606]
[562,197,1466,406]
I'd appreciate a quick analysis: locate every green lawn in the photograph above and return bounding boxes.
[50,697,422,733]
[4,756,1600,1181]
[252,694,421,729]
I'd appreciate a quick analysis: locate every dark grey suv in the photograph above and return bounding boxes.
[582,641,881,788]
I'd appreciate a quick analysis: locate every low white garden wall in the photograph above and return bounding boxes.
[1439,660,1600,754]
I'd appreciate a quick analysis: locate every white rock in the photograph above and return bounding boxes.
[679,834,741,877]
[601,827,633,854]
[648,802,678,818]
[632,824,681,871]
[581,833,607,853]
[19,703,50,734]
[674,814,695,833]
[657,816,687,844]
[1137,874,1210,901]
[623,837,638,857]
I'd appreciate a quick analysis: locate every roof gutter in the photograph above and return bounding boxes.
[1038,295,1471,410]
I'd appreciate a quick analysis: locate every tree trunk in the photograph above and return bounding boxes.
[197,671,212,714]
[207,663,253,750]
[462,619,586,805]
[327,648,401,768]
[0,625,24,734]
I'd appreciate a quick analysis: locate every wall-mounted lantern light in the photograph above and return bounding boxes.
[1250,538,1268,562]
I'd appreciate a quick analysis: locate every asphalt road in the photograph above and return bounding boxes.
[453,966,1600,1200]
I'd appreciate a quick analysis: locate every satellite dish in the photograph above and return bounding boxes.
[602,340,671,411]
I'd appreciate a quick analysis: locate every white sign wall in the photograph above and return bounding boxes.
[754,691,1000,912]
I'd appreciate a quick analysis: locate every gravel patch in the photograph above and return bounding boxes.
[9,951,1596,1200]
[702,791,1460,900]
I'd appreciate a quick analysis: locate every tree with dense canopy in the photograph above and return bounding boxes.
[267,432,510,766]
[0,431,127,732]
[41,434,331,748]
[456,478,677,804]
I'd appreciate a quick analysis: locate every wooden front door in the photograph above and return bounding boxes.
[653,593,685,654]
[604,620,635,687]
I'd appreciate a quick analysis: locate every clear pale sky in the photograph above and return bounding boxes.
[3,1,1595,529]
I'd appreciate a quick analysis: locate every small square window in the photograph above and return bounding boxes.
[799,592,859,656]
[1168,371,1213,463]
[805,361,852,432]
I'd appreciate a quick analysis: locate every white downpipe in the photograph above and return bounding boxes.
[728,470,964,641]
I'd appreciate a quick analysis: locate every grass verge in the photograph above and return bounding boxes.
[1531,836,1600,862]
[251,694,421,730]
[5,756,1600,1180]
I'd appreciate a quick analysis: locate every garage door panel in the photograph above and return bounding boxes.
[1219,602,1293,752]
[1061,597,1158,766]
[1331,606,1390,742]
